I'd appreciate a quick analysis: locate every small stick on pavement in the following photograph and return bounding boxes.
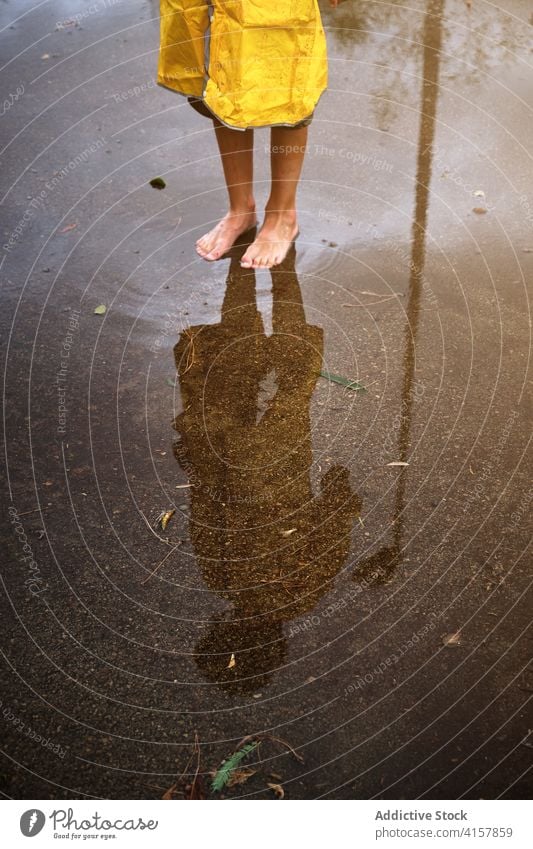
[141,542,181,584]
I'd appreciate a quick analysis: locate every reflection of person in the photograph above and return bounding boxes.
[172,244,361,692]
[158,1,339,268]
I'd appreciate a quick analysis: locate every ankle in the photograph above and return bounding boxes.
[229,198,256,216]
[264,205,297,222]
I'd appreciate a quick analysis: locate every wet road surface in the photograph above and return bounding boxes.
[1,0,532,799]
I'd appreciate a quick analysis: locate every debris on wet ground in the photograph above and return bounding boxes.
[93,304,106,315]
[386,461,410,467]
[443,631,463,647]
[141,541,182,584]
[320,370,366,392]
[149,176,166,189]
[211,733,303,795]
[226,767,257,788]
[267,781,285,798]
[227,652,236,669]
[161,732,205,800]
[59,222,78,232]
[212,741,258,793]
[157,509,175,531]
[472,207,488,214]
[342,295,398,307]
[280,528,297,537]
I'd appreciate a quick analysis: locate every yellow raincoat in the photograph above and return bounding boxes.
[157,1,328,129]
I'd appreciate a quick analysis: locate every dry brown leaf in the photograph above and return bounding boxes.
[161,783,177,799]
[472,207,487,215]
[160,509,175,531]
[267,782,285,799]
[227,768,256,788]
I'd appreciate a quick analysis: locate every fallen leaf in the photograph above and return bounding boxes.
[93,304,106,315]
[227,768,256,788]
[472,207,487,215]
[443,631,462,647]
[227,653,236,669]
[150,177,166,190]
[267,782,285,799]
[160,509,175,531]
[320,370,366,392]
[280,528,297,537]
[387,461,409,467]
[161,783,177,800]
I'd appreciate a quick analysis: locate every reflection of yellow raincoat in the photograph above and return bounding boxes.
[158,1,328,129]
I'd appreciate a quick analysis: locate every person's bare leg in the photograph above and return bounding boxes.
[196,120,258,261]
[241,125,307,269]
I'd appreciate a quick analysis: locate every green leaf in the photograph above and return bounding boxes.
[211,742,258,793]
[320,370,366,392]
[93,304,107,315]
[149,177,166,190]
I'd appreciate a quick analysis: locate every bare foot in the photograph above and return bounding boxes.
[240,210,299,269]
[196,208,257,261]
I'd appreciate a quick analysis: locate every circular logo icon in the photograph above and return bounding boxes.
[20,810,45,837]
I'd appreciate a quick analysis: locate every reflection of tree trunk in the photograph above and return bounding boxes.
[353,0,444,583]
[173,248,361,692]
[393,0,444,544]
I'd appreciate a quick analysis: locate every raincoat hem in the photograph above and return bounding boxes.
[157,77,327,132]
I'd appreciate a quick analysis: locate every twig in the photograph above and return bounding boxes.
[189,731,201,800]
[267,734,305,763]
[141,542,181,584]
[17,506,52,517]
[341,296,397,307]
[234,733,304,764]
[165,215,182,242]
[181,328,198,374]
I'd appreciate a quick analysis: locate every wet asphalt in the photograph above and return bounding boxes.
[1,0,532,800]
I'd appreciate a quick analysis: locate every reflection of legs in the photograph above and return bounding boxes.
[271,249,306,336]
[221,255,263,336]
[241,125,308,270]
[196,122,258,261]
